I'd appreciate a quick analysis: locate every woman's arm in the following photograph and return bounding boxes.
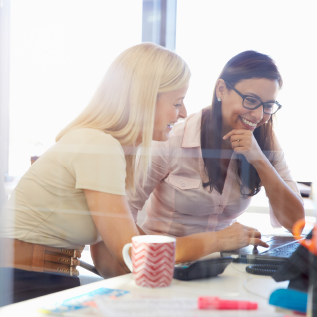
[251,156,304,232]
[90,241,127,278]
[86,188,268,271]
[91,218,268,271]
[85,189,139,277]
[224,129,304,232]
[89,225,146,278]
[174,222,268,263]
[127,141,169,221]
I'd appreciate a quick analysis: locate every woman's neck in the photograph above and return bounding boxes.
[122,144,139,155]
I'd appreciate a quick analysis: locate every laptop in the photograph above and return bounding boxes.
[221,235,305,264]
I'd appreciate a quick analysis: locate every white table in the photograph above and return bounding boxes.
[0,261,290,316]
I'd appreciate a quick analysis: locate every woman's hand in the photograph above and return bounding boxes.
[216,222,269,251]
[223,129,265,164]
[84,189,139,274]
[174,222,269,263]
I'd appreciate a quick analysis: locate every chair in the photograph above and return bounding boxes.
[78,258,103,285]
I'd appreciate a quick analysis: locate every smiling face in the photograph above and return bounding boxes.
[152,83,189,141]
[216,78,279,135]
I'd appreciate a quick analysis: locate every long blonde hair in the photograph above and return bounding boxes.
[56,43,191,189]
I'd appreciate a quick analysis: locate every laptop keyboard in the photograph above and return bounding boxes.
[261,242,300,258]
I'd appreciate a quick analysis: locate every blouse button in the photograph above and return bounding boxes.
[219,204,222,207]
[181,183,185,187]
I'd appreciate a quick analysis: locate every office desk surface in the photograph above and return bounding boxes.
[0,262,289,316]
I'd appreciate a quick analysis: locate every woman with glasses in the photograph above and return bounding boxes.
[128,50,304,260]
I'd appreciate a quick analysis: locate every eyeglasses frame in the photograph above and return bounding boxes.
[223,80,282,115]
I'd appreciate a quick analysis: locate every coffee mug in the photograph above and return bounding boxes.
[122,235,176,288]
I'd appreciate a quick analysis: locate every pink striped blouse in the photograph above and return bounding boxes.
[128,110,303,237]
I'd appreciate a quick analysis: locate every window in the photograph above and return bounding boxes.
[9,0,142,177]
[175,0,317,182]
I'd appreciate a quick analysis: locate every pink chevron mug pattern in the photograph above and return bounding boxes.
[122,235,176,288]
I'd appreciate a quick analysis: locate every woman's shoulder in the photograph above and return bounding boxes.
[61,128,121,147]
[57,129,124,157]
[167,111,202,150]
[170,111,202,137]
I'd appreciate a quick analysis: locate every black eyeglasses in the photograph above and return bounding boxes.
[224,80,282,115]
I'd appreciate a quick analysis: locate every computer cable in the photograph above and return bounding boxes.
[242,275,268,300]
[229,259,284,299]
[231,262,250,274]
[245,264,282,276]
[231,262,278,299]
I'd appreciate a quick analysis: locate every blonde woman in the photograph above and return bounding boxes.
[0,43,189,304]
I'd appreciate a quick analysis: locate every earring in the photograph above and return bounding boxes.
[217,97,221,102]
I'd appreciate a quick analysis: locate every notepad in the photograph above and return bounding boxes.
[40,287,129,315]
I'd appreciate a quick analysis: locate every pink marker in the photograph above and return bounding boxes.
[198,297,258,310]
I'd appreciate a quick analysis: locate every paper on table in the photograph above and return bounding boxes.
[95,297,198,317]
[39,287,129,316]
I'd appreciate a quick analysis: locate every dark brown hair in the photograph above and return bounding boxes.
[201,50,283,196]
